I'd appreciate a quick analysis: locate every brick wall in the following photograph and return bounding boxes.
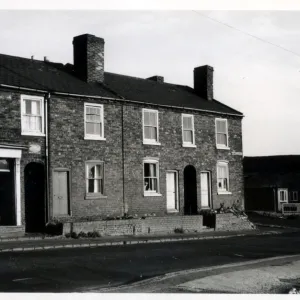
[48,96,124,221]
[0,90,46,227]
[63,215,204,236]
[123,104,244,216]
[0,88,244,227]
[216,213,255,231]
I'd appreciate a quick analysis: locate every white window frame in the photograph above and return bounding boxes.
[182,114,196,147]
[142,108,161,145]
[84,103,106,141]
[217,161,231,195]
[278,188,288,202]
[290,191,298,202]
[143,159,162,196]
[215,118,229,150]
[85,160,106,199]
[21,95,45,136]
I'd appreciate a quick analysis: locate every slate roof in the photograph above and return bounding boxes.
[0,54,116,98]
[0,53,243,116]
[244,156,300,173]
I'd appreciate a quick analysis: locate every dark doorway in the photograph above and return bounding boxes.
[184,165,198,215]
[0,158,16,225]
[25,163,45,233]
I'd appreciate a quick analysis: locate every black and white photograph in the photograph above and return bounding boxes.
[0,0,300,295]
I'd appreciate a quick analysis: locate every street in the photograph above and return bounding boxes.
[0,231,300,292]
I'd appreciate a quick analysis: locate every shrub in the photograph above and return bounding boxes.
[71,232,78,239]
[65,233,71,238]
[174,228,184,234]
[87,231,101,238]
[78,231,88,238]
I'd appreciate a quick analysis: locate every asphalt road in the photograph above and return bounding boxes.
[0,231,300,292]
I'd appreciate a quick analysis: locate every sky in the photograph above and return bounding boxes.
[0,8,300,156]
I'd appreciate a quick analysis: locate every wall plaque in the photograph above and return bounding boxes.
[29,144,41,154]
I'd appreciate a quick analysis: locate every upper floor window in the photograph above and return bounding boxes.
[84,103,105,140]
[21,95,44,136]
[143,109,160,145]
[182,114,195,147]
[215,118,229,149]
[217,161,230,194]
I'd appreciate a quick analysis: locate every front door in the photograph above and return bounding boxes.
[166,171,178,212]
[200,172,211,208]
[0,158,15,225]
[53,171,69,216]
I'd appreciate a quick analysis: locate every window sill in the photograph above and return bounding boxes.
[216,145,230,150]
[143,141,161,146]
[144,192,162,197]
[167,209,179,213]
[85,194,107,200]
[217,191,232,195]
[84,136,106,141]
[21,132,45,137]
[182,144,196,148]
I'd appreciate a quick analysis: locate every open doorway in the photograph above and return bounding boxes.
[0,158,16,225]
[25,162,45,232]
[184,165,198,215]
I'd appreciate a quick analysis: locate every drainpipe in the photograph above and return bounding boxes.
[121,103,126,216]
[44,92,51,224]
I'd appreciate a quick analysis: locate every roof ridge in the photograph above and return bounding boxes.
[0,52,46,63]
[105,71,180,88]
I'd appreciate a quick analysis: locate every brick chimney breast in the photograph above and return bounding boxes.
[193,65,214,101]
[73,34,105,83]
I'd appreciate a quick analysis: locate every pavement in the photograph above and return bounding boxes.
[98,255,300,293]
[0,226,298,253]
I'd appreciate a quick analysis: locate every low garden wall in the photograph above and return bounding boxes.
[63,215,204,236]
[216,213,256,231]
[62,213,256,237]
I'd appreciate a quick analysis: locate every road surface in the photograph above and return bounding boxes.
[0,231,300,292]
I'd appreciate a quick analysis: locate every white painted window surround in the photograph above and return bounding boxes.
[291,191,298,202]
[85,161,105,199]
[0,148,22,226]
[143,109,160,145]
[143,159,161,196]
[21,95,45,136]
[182,114,196,147]
[217,161,231,195]
[215,118,229,150]
[84,103,105,140]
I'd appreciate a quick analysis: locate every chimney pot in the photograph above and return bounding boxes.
[73,34,105,83]
[31,55,34,60]
[194,65,214,101]
[44,56,49,62]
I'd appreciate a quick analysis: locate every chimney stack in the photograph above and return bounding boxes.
[193,65,214,101]
[73,34,105,83]
[147,75,164,83]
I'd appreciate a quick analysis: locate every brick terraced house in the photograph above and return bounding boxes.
[0,34,245,236]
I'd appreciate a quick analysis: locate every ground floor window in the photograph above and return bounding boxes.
[290,191,298,202]
[86,161,104,196]
[144,160,160,195]
[278,188,288,202]
[217,161,229,193]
